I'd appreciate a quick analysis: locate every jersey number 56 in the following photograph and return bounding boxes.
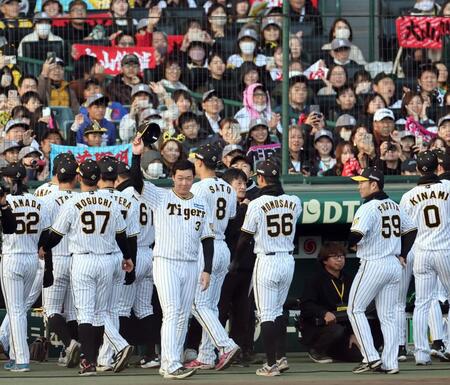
[267,213,294,237]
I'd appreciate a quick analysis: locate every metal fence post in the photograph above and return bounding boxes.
[281,0,290,176]
[369,0,376,62]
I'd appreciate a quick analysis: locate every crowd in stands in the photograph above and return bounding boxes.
[0,0,450,181]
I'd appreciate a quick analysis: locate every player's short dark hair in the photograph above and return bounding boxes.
[317,242,347,265]
[260,175,280,185]
[172,159,195,176]
[80,177,97,187]
[57,173,77,184]
[222,168,247,185]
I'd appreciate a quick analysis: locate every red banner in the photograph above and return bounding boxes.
[396,16,450,49]
[72,44,156,75]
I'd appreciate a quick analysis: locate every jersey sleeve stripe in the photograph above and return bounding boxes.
[401,227,418,236]
[49,227,65,236]
[116,228,126,234]
[351,229,365,236]
[200,235,215,241]
[241,228,255,235]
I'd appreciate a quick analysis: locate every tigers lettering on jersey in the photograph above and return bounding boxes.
[167,203,206,219]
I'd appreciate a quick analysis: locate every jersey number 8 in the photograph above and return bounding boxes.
[267,213,294,237]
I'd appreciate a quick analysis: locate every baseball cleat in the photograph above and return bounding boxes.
[256,364,280,377]
[352,359,382,374]
[184,359,215,370]
[113,345,134,373]
[96,364,113,372]
[373,366,399,374]
[163,366,197,379]
[65,340,81,368]
[3,360,15,370]
[416,360,432,366]
[10,363,30,372]
[308,350,333,364]
[79,359,96,376]
[430,340,448,361]
[398,345,407,362]
[277,357,289,372]
[215,346,241,371]
[139,356,160,368]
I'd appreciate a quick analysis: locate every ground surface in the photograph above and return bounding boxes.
[1,354,450,385]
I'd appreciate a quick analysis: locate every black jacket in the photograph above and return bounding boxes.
[300,263,354,322]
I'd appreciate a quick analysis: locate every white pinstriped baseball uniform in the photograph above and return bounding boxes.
[118,185,155,319]
[348,197,416,371]
[140,181,214,374]
[41,189,77,322]
[0,193,50,365]
[400,181,450,362]
[50,190,127,327]
[98,188,140,367]
[0,185,56,352]
[241,194,302,323]
[190,177,238,365]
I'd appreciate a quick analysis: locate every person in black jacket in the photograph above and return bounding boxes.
[219,168,255,365]
[300,242,382,363]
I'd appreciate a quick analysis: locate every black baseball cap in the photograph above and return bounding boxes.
[194,144,220,168]
[435,148,450,171]
[416,150,438,173]
[117,161,131,175]
[53,153,76,176]
[78,158,100,182]
[57,157,78,178]
[97,156,118,179]
[351,167,384,188]
[0,162,26,179]
[255,160,279,177]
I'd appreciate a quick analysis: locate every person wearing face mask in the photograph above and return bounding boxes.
[119,84,158,143]
[182,38,210,90]
[321,18,366,66]
[17,12,63,57]
[227,27,267,69]
[206,3,229,40]
[409,0,441,15]
[325,39,363,80]
[334,114,357,144]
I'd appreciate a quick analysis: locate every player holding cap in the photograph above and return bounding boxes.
[96,156,138,373]
[1,162,50,372]
[349,167,417,374]
[400,151,450,364]
[130,136,214,380]
[186,144,240,371]
[233,160,302,376]
[42,159,134,376]
[40,155,80,368]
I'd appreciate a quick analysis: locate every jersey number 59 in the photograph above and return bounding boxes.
[381,215,401,238]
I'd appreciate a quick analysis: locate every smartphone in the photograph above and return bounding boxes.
[363,133,373,146]
[310,105,320,114]
[4,56,16,65]
[46,51,56,62]
[8,90,17,99]
[189,30,202,42]
[42,107,51,117]
[415,135,423,148]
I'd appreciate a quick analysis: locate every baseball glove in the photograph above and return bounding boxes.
[29,337,49,362]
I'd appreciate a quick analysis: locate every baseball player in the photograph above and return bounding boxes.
[41,159,134,376]
[115,161,158,368]
[349,167,417,374]
[233,160,302,377]
[185,144,240,371]
[96,156,138,373]
[0,153,68,355]
[1,162,50,372]
[400,151,450,364]
[40,155,81,368]
[130,137,214,380]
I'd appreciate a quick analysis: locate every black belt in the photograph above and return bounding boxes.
[266,251,293,256]
[71,252,112,256]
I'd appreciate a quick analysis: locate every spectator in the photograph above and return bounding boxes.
[198,51,234,99]
[38,128,63,180]
[41,0,64,17]
[353,69,372,95]
[221,143,244,167]
[106,0,137,37]
[216,118,241,148]
[119,84,157,143]
[330,85,358,121]
[322,18,366,65]
[198,89,222,138]
[0,66,16,94]
[82,121,107,147]
[238,62,261,95]
[417,64,444,120]
[1,140,20,163]
[428,135,447,150]
[18,12,64,57]
[335,141,360,176]
[18,145,44,181]
[243,117,280,170]
[375,141,402,175]
[438,115,450,147]
[300,242,381,363]
[317,65,347,96]
[334,114,356,144]
[289,0,323,35]
[288,124,308,174]
[115,33,136,47]
[274,75,310,123]
[260,17,281,57]
[0,0,33,47]
[401,157,419,176]
[157,60,190,95]
[4,118,38,148]
[372,108,395,150]
[435,61,448,93]
[398,131,417,160]
[181,36,210,90]
[326,39,363,79]
[230,0,250,25]
[206,3,228,40]
[178,111,212,153]
[396,91,436,131]
[38,57,80,113]
[409,0,441,15]
[235,83,280,134]
[159,133,185,176]
[108,54,142,105]
[227,27,266,69]
[18,74,38,96]
[74,93,116,146]
[372,72,400,109]
[21,91,42,113]
[54,0,92,41]
[289,34,310,69]
[311,129,336,176]
[361,93,387,130]
[135,7,162,47]
[229,153,259,199]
